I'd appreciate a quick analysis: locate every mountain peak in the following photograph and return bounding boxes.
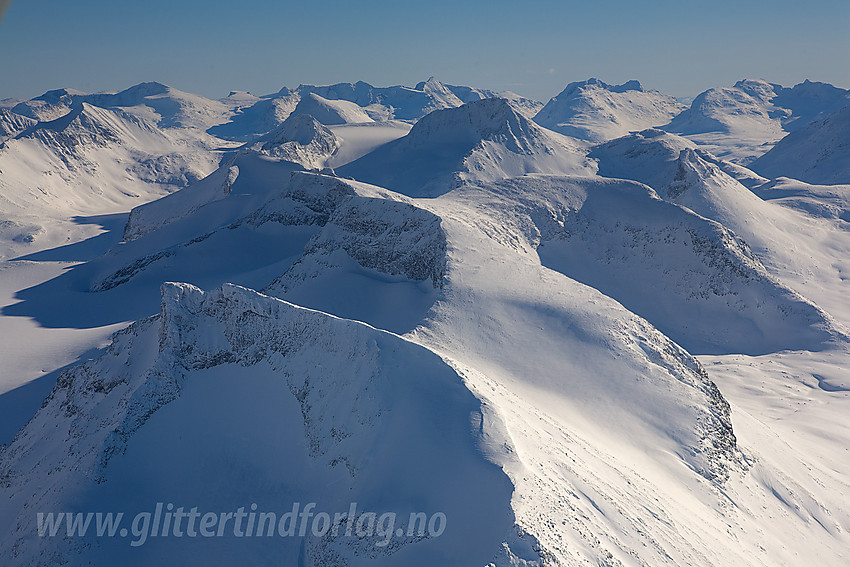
[33,88,87,103]
[406,97,542,150]
[338,97,592,196]
[291,92,373,125]
[119,81,171,97]
[415,76,448,91]
[731,79,779,102]
[265,113,330,146]
[260,113,339,168]
[557,78,645,98]
[535,79,682,142]
[415,76,442,89]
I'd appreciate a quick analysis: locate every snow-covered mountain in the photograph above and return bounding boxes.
[2,75,850,567]
[257,113,340,168]
[0,100,223,258]
[0,108,36,139]
[0,282,518,566]
[289,92,375,126]
[208,77,545,144]
[13,83,232,131]
[590,128,850,327]
[749,105,850,185]
[589,128,770,194]
[207,87,301,141]
[533,78,685,142]
[1,170,751,565]
[663,79,850,163]
[10,88,86,122]
[298,77,464,122]
[5,164,849,565]
[339,97,594,196]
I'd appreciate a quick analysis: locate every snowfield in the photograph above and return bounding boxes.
[0,76,849,566]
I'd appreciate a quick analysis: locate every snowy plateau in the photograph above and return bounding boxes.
[0,76,848,566]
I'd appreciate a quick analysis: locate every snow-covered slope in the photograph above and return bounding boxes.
[7,164,848,564]
[665,80,785,137]
[208,77,539,144]
[207,88,301,141]
[0,109,36,139]
[533,78,685,142]
[1,171,761,565]
[92,154,309,288]
[324,121,412,168]
[449,175,840,355]
[14,83,232,131]
[590,129,850,327]
[263,180,446,334]
[495,91,546,118]
[749,105,850,185]
[11,88,86,121]
[0,102,221,257]
[80,82,231,130]
[116,158,349,249]
[0,82,240,258]
[663,79,850,163]
[258,113,340,168]
[339,98,594,196]
[0,282,516,566]
[2,76,850,567]
[298,77,463,122]
[750,177,850,222]
[590,128,770,193]
[290,93,374,126]
[428,79,545,118]
[122,160,241,242]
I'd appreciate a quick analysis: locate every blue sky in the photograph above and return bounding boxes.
[1,0,848,102]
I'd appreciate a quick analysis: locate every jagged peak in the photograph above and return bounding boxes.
[784,78,847,94]
[415,76,447,91]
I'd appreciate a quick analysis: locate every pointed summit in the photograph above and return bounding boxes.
[415,76,465,107]
[260,113,340,168]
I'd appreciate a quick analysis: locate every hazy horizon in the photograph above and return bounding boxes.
[1,0,848,102]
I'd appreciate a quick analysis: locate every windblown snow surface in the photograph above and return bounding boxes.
[1,77,849,567]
